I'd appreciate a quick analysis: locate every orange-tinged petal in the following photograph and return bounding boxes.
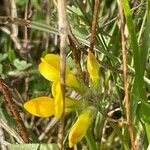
[38,54,70,82]
[69,110,92,148]
[24,97,55,117]
[87,51,100,84]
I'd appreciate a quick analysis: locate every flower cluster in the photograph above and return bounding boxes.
[24,50,100,147]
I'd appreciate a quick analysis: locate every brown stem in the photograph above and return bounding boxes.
[68,31,84,80]
[23,0,32,52]
[117,1,136,149]
[0,79,29,143]
[89,0,100,53]
[57,0,69,149]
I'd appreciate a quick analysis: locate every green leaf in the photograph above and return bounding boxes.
[0,107,17,128]
[8,48,16,61]
[67,5,83,16]
[8,144,58,150]
[8,144,39,150]
[39,144,58,150]
[85,131,98,150]
[0,53,8,63]
[122,0,150,144]
[15,0,26,6]
[122,0,149,122]
[13,59,32,71]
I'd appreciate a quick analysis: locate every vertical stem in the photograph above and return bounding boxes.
[57,0,69,149]
[0,126,7,150]
[23,0,31,51]
[68,35,84,80]
[117,1,136,150]
[89,0,100,53]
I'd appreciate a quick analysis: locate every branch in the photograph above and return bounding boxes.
[89,0,100,53]
[0,79,29,143]
[57,0,69,149]
[117,1,136,149]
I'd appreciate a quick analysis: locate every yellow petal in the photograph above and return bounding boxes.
[38,54,70,82]
[53,81,64,118]
[52,79,78,108]
[24,97,55,117]
[69,110,92,148]
[38,58,59,81]
[51,79,58,97]
[87,51,100,84]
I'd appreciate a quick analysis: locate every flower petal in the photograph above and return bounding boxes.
[52,80,78,113]
[38,54,70,82]
[87,51,100,85]
[24,97,55,117]
[38,58,59,81]
[69,110,92,148]
[53,81,64,118]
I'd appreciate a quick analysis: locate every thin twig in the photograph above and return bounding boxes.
[23,0,32,52]
[0,126,7,150]
[89,0,100,53]
[117,1,136,149]
[0,79,29,143]
[0,118,24,144]
[57,0,69,149]
[9,0,18,38]
[38,118,58,140]
[68,32,84,80]
[9,0,22,51]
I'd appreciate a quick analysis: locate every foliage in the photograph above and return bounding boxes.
[0,0,150,150]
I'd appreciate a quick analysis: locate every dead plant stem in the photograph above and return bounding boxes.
[117,1,136,149]
[57,0,69,149]
[89,0,100,53]
[0,79,29,143]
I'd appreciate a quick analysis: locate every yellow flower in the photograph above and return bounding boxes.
[69,109,93,148]
[24,96,77,118]
[24,80,78,118]
[38,54,70,82]
[24,97,55,117]
[87,51,100,85]
[38,54,84,93]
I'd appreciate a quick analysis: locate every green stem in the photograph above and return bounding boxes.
[85,131,98,150]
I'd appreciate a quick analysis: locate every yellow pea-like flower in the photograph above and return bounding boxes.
[24,94,78,118]
[69,110,92,148]
[38,54,70,82]
[87,51,100,85]
[24,97,55,117]
[38,54,84,93]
